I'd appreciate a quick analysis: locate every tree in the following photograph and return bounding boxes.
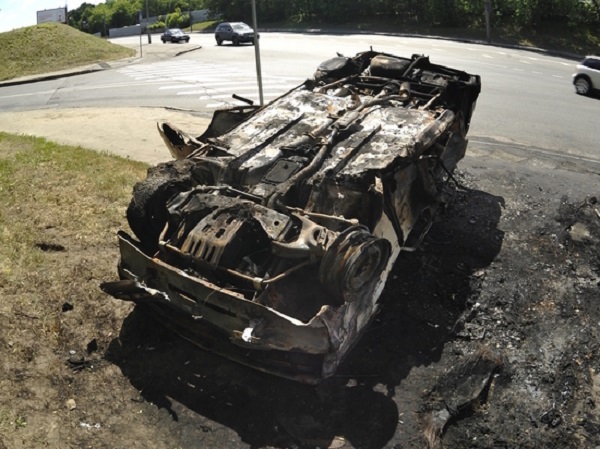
[166,7,190,27]
[110,0,138,28]
[85,4,112,36]
[68,2,98,29]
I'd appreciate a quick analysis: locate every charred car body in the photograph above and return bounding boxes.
[101,50,481,384]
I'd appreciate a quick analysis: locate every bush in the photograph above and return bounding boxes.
[165,7,190,28]
[149,20,166,31]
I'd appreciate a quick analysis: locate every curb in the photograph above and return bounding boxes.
[0,66,106,87]
[0,45,202,88]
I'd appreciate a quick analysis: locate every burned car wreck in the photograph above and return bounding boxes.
[101,50,481,384]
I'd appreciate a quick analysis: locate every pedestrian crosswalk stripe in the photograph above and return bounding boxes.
[159,82,243,90]
[198,92,283,100]
[117,59,303,109]
[176,85,295,96]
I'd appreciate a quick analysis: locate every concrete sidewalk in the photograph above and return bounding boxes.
[0,107,211,165]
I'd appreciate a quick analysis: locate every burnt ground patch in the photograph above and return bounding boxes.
[105,180,509,448]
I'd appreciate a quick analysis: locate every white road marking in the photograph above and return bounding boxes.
[198,91,285,100]
[159,82,243,90]
[0,90,56,99]
[177,84,293,96]
[116,59,301,109]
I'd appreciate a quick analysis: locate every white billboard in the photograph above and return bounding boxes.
[37,7,68,25]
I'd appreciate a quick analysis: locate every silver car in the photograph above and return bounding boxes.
[214,22,255,46]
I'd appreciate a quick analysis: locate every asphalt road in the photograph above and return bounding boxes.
[0,31,598,170]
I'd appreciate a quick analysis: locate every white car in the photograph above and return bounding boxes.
[573,56,600,95]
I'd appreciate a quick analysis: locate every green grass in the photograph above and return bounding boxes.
[0,22,135,81]
[0,132,146,283]
[0,132,146,360]
[0,132,149,448]
[185,19,220,33]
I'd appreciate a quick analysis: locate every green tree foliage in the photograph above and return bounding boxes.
[205,0,599,29]
[87,4,112,36]
[145,0,205,17]
[68,0,204,33]
[69,0,599,35]
[149,20,166,31]
[203,0,251,21]
[109,0,140,28]
[165,7,191,28]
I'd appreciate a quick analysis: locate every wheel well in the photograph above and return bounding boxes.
[575,74,591,83]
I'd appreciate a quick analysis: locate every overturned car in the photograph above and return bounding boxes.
[101,50,481,384]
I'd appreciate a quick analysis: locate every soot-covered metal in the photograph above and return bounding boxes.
[101,50,481,384]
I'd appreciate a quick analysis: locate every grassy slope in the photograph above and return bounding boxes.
[0,23,135,81]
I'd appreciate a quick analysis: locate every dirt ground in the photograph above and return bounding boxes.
[1,106,599,449]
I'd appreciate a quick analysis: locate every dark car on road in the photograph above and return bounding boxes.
[161,28,190,44]
[214,22,255,46]
[573,55,600,96]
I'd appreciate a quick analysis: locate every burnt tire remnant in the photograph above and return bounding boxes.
[127,159,195,249]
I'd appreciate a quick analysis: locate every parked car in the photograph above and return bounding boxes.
[214,22,255,46]
[573,55,600,95]
[161,28,190,44]
[102,50,481,384]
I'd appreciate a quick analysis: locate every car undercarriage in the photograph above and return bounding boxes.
[101,49,481,384]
